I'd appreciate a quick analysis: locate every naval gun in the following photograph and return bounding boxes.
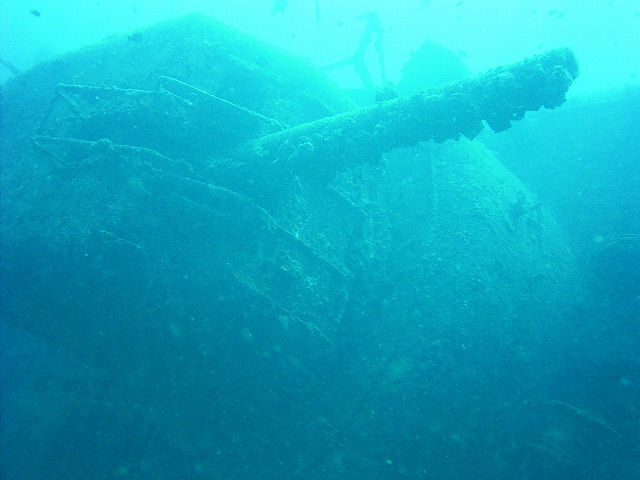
[31,47,577,200]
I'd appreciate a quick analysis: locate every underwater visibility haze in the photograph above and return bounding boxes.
[0,1,639,479]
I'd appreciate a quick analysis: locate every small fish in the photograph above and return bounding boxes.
[30,9,41,17]
[271,0,288,16]
[127,32,143,42]
[420,0,432,10]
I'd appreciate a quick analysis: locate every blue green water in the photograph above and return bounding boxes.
[1,2,639,479]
